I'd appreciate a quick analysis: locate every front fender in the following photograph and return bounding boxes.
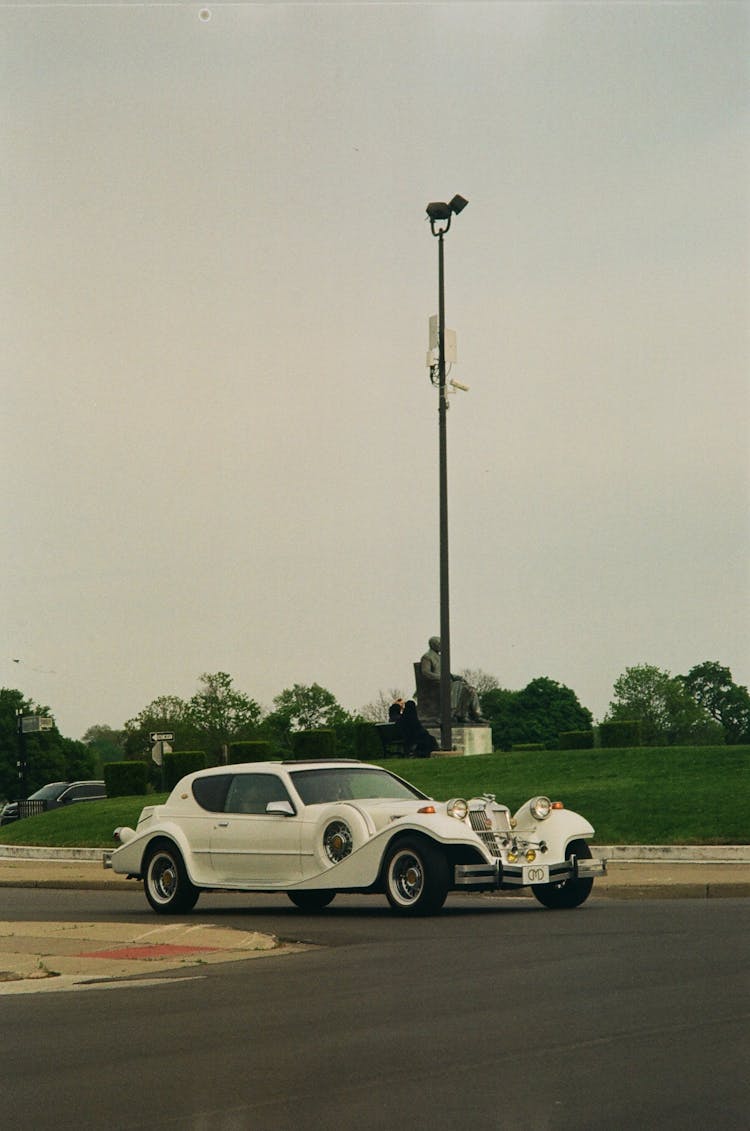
[289,814,489,891]
[514,806,594,858]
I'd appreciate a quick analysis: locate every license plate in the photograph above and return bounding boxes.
[523,863,549,885]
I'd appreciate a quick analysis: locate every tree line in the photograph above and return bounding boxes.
[1,660,747,801]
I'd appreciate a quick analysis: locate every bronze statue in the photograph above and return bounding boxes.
[418,637,486,724]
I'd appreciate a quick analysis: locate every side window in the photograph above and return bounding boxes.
[225,774,294,816]
[192,774,232,813]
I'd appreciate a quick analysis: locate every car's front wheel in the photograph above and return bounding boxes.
[383,837,450,916]
[144,842,200,914]
[532,839,594,910]
[287,890,336,912]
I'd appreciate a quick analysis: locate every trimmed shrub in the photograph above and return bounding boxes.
[353,722,384,761]
[599,720,640,749]
[599,720,642,749]
[512,743,545,752]
[228,740,275,764]
[559,730,594,750]
[290,729,337,760]
[104,760,148,798]
[163,750,207,791]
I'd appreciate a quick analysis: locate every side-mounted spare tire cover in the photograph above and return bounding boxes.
[312,806,370,871]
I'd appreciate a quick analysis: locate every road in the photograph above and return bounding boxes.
[1,888,748,1130]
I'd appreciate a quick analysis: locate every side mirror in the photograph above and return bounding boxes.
[266,800,295,817]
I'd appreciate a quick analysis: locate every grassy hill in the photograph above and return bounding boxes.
[0,745,747,848]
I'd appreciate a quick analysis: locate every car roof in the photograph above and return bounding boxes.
[186,760,374,779]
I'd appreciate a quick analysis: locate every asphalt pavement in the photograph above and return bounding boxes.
[0,845,748,990]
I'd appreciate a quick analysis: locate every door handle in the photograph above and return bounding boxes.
[215,821,229,828]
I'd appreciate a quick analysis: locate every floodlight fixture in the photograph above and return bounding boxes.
[426,194,469,235]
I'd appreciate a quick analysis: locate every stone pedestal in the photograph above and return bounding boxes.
[426,724,493,757]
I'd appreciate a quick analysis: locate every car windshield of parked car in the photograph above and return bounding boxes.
[29,782,68,801]
[289,767,427,805]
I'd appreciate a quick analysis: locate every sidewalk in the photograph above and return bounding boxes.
[1,845,749,899]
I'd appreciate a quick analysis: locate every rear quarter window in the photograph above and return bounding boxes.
[192,774,232,812]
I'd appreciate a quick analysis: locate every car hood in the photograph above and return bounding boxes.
[348,797,440,832]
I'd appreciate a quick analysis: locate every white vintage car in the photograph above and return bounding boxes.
[104,759,605,916]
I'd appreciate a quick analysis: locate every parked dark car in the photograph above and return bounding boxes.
[0,780,106,826]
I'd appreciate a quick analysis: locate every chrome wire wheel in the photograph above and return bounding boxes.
[144,843,199,914]
[389,849,425,905]
[149,852,177,903]
[383,838,449,916]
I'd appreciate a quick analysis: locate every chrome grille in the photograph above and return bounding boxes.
[468,810,504,857]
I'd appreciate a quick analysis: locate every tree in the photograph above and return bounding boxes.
[459,669,500,698]
[123,694,197,760]
[124,674,263,765]
[81,725,127,771]
[481,677,592,750]
[0,687,96,800]
[267,683,351,732]
[358,688,407,723]
[186,672,262,761]
[605,664,716,745]
[262,683,357,755]
[681,662,750,745]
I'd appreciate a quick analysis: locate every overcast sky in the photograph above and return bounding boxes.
[3,1,748,739]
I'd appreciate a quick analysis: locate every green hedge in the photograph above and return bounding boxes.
[290,729,337,760]
[228,740,276,764]
[512,743,545,752]
[559,730,594,750]
[163,751,207,790]
[104,760,148,798]
[599,720,642,748]
[353,722,384,760]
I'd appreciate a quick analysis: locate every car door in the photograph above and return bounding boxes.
[209,772,302,885]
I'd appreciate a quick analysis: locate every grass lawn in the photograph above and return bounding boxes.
[0,745,747,848]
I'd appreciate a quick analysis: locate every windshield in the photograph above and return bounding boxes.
[29,782,68,801]
[290,766,427,806]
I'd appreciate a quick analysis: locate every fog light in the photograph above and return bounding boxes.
[525,849,536,862]
[507,851,518,863]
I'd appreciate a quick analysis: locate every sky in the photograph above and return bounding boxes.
[2,1,748,739]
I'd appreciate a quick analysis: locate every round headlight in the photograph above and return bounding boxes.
[447,798,469,820]
[529,795,552,821]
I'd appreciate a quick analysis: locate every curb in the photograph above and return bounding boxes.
[1,845,749,863]
[0,846,105,862]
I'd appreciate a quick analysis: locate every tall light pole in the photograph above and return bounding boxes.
[426,194,468,752]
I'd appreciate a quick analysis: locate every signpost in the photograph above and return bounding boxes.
[16,714,55,796]
[149,732,174,767]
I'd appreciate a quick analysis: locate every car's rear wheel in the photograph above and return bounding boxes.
[532,839,594,910]
[287,890,336,912]
[383,837,450,916]
[144,842,200,914]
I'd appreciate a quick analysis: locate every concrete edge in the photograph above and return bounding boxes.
[1,844,749,863]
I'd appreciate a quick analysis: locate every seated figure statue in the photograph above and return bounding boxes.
[417,636,486,724]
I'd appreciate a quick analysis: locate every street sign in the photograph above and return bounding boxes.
[151,740,172,766]
[149,731,174,742]
[21,716,54,734]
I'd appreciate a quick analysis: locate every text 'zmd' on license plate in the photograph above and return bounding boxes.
[522,863,549,884]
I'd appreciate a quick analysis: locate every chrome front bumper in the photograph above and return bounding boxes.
[454,855,607,889]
